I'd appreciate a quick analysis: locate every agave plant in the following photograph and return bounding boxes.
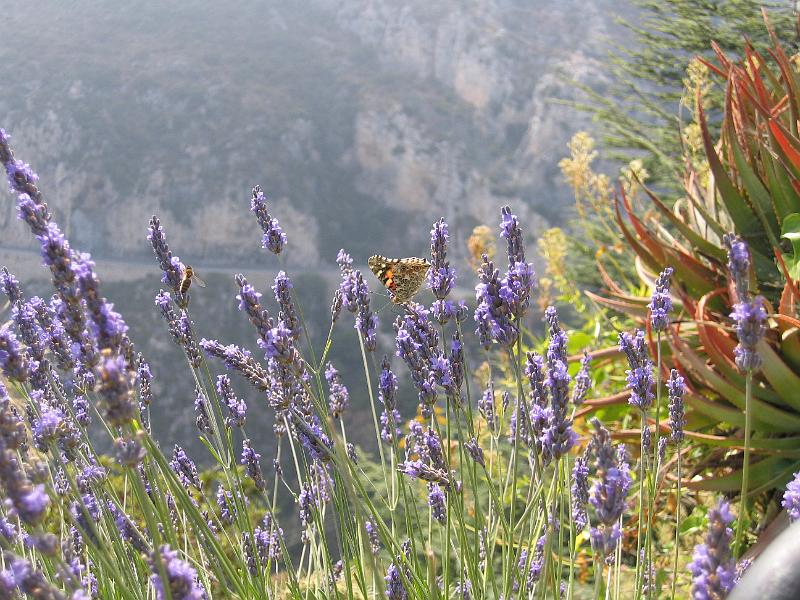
[586,14,800,497]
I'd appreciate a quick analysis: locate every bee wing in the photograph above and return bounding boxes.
[192,273,207,287]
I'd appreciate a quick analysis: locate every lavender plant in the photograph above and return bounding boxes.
[0,127,753,599]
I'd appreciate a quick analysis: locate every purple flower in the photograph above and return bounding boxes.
[587,418,631,556]
[479,382,497,432]
[170,445,202,491]
[730,297,767,373]
[324,363,350,418]
[291,412,333,463]
[330,288,343,323]
[31,407,65,450]
[250,185,286,254]
[544,352,576,459]
[619,330,654,411]
[428,218,456,300]
[95,352,136,426]
[782,471,800,522]
[107,501,148,553]
[336,249,353,272]
[397,460,450,487]
[464,438,485,467]
[0,386,26,450]
[689,500,736,600]
[0,328,36,383]
[138,355,154,408]
[724,233,751,302]
[379,355,398,411]
[147,216,185,301]
[572,352,592,406]
[254,514,283,563]
[4,553,67,599]
[385,562,408,600]
[273,271,300,340]
[649,267,674,331]
[235,274,273,340]
[74,255,129,351]
[216,486,236,525]
[0,130,39,197]
[0,267,21,305]
[500,206,525,264]
[149,545,206,600]
[668,369,686,444]
[365,520,381,553]
[571,454,590,531]
[199,339,270,392]
[474,255,517,347]
[432,299,466,325]
[428,483,447,524]
[395,304,440,416]
[193,387,211,434]
[241,439,266,491]
[217,375,246,428]
[298,483,315,528]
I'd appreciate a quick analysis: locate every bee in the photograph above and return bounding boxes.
[178,265,205,307]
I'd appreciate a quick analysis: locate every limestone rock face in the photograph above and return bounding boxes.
[1,0,621,269]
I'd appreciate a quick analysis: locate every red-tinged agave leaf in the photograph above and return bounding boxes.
[774,248,800,302]
[573,390,630,421]
[744,45,772,109]
[568,346,622,365]
[774,314,800,329]
[755,339,800,412]
[780,329,800,373]
[682,430,800,453]
[768,119,800,174]
[705,42,731,78]
[684,390,745,428]
[613,194,663,274]
[669,332,800,432]
[698,90,769,254]
[596,258,625,296]
[639,183,727,262]
[685,455,799,493]
[778,281,796,326]
[621,188,720,291]
[617,186,666,264]
[696,289,737,358]
[691,290,783,406]
[584,290,649,319]
[763,18,800,133]
[728,127,781,241]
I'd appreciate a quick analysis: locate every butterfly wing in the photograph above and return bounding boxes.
[368,255,431,303]
[368,255,398,296]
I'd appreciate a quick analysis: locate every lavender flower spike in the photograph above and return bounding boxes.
[147,215,185,300]
[325,363,350,418]
[251,185,286,254]
[649,266,673,332]
[428,217,455,300]
[667,369,686,444]
[723,232,751,302]
[689,499,736,599]
[149,545,206,600]
[0,267,21,305]
[619,330,654,411]
[730,296,767,373]
[782,471,800,522]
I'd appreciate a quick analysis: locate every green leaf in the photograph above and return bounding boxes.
[781,212,800,280]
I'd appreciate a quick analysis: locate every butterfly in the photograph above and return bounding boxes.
[368,255,431,305]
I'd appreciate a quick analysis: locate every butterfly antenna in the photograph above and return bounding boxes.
[374,298,394,315]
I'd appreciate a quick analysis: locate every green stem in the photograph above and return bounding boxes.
[671,448,682,600]
[734,372,753,557]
